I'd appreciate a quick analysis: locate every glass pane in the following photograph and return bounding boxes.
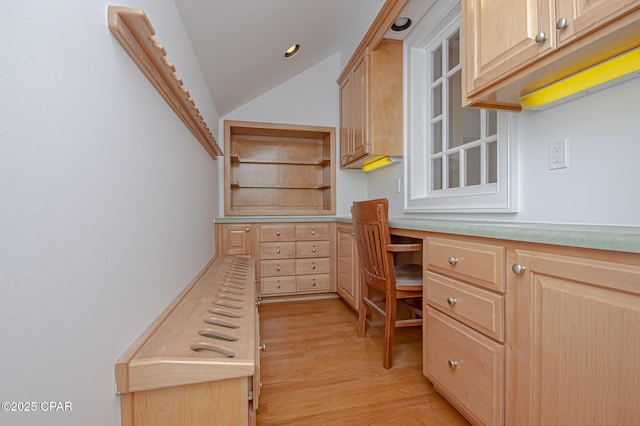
[432,158,442,190]
[487,109,497,136]
[432,84,442,118]
[448,71,462,148]
[463,108,481,144]
[448,152,459,189]
[487,141,497,183]
[432,120,442,154]
[448,31,460,71]
[432,46,442,80]
[448,71,481,149]
[465,146,481,186]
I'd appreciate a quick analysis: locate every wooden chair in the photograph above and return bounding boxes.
[351,198,423,369]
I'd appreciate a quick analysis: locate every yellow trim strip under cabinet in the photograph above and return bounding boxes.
[520,47,640,110]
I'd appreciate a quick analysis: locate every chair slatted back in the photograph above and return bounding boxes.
[351,198,395,292]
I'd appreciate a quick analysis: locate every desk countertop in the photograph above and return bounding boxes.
[215,216,640,254]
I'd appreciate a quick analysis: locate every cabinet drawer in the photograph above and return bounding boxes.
[296,274,330,292]
[296,241,331,258]
[425,308,504,426]
[296,258,330,275]
[260,259,296,277]
[426,272,504,342]
[260,224,296,242]
[427,237,505,292]
[260,242,296,259]
[295,223,331,241]
[260,276,296,294]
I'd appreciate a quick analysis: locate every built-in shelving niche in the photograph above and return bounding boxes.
[224,120,336,216]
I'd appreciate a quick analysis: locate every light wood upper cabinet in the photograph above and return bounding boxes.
[462,0,553,97]
[338,40,403,169]
[462,0,640,109]
[507,249,640,425]
[556,0,640,44]
[339,53,368,167]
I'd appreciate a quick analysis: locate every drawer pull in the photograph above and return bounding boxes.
[276,264,281,271]
[311,262,316,270]
[448,360,459,369]
[276,228,280,236]
[312,279,316,287]
[276,281,281,289]
[276,246,281,254]
[312,245,316,253]
[512,264,526,275]
[311,227,316,235]
[446,297,457,306]
[556,17,568,30]
[448,256,458,265]
[259,343,267,352]
[534,31,547,43]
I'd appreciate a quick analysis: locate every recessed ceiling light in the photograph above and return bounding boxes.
[284,44,300,58]
[391,16,412,32]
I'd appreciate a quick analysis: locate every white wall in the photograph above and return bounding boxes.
[340,0,387,70]
[0,1,220,425]
[367,76,640,226]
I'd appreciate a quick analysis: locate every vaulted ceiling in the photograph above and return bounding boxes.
[174,0,373,116]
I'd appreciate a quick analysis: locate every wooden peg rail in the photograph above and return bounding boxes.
[108,5,224,160]
[115,255,257,426]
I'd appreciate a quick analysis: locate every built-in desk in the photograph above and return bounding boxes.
[216,216,640,426]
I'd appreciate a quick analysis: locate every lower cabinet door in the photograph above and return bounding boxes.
[425,307,504,426]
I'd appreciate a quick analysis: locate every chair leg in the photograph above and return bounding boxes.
[383,296,397,369]
[358,299,367,338]
[357,275,367,338]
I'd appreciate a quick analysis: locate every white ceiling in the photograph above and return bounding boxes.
[174,0,373,116]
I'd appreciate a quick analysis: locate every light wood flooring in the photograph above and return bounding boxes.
[256,297,470,425]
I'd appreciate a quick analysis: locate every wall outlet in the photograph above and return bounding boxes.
[549,139,568,170]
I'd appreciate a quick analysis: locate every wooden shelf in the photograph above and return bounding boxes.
[108,6,223,160]
[224,120,336,216]
[229,154,330,166]
[230,182,331,190]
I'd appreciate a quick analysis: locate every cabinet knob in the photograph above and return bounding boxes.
[245,227,250,232]
[311,262,316,270]
[448,256,458,265]
[312,245,316,253]
[534,32,547,43]
[512,264,526,275]
[446,297,457,306]
[448,360,459,369]
[276,281,281,288]
[556,17,568,30]
[276,246,281,254]
[276,264,281,271]
[259,343,267,352]
[312,279,316,287]
[276,228,280,236]
[311,227,316,235]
